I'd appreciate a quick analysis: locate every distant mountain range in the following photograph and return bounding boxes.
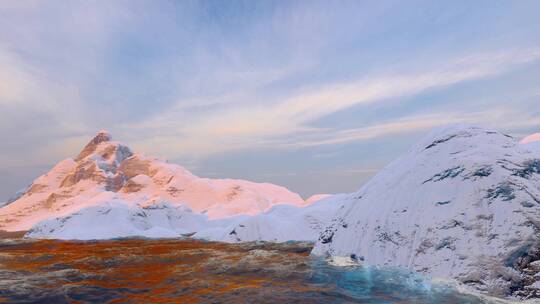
[1,125,540,300]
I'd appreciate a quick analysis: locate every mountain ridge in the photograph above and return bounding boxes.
[0,131,306,231]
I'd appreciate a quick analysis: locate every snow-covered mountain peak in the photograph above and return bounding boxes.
[313,125,540,299]
[80,130,113,151]
[349,125,525,203]
[410,124,516,154]
[0,131,305,231]
[76,130,132,163]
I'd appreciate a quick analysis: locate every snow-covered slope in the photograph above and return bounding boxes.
[26,192,346,242]
[305,194,332,205]
[312,125,540,299]
[25,195,243,240]
[0,131,305,232]
[195,194,349,243]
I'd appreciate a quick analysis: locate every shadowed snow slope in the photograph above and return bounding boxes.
[25,199,244,240]
[0,131,305,232]
[194,194,349,243]
[26,193,346,243]
[312,125,540,300]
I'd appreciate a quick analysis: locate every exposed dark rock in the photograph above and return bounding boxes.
[76,131,112,161]
[435,237,456,251]
[319,229,334,244]
[486,182,516,202]
[423,166,465,184]
[521,201,535,208]
[425,135,459,150]
[107,173,127,192]
[60,162,106,188]
[134,211,147,218]
[472,166,493,178]
[512,159,540,179]
[441,220,463,229]
[505,240,540,299]
[226,186,242,201]
[377,231,400,245]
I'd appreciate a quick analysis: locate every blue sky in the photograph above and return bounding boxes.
[1,1,540,199]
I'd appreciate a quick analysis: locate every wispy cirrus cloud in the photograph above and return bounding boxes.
[127,48,540,158]
[1,1,540,199]
[271,107,540,148]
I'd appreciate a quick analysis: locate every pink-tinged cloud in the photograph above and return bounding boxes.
[520,133,540,144]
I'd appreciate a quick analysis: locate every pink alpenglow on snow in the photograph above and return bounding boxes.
[521,133,540,144]
[305,194,332,205]
[0,131,306,232]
